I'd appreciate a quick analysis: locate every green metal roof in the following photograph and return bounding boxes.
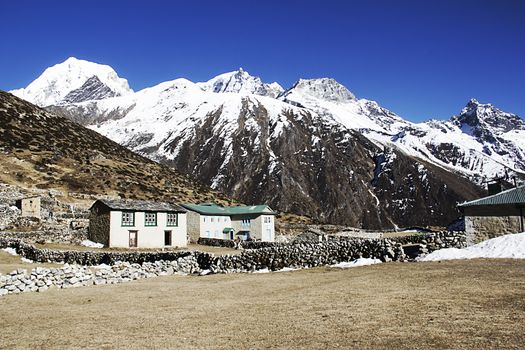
[222,227,234,233]
[458,185,525,207]
[181,203,275,216]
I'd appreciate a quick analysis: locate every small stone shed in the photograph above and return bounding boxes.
[458,185,525,242]
[89,199,187,248]
[15,196,41,218]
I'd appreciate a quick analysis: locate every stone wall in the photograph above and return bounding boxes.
[1,231,470,275]
[387,231,467,252]
[1,227,88,245]
[0,257,202,296]
[88,208,110,246]
[0,230,476,296]
[200,238,406,273]
[198,237,285,249]
[199,231,468,253]
[465,216,521,244]
[186,211,201,243]
[0,237,200,265]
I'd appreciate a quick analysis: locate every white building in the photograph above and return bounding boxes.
[181,203,276,242]
[88,199,187,248]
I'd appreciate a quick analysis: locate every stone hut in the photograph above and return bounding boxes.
[15,196,41,218]
[89,199,187,248]
[458,185,525,242]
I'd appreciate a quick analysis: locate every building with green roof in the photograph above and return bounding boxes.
[180,203,276,242]
[458,185,525,242]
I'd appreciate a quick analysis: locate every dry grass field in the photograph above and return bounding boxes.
[1,259,524,349]
[0,250,62,274]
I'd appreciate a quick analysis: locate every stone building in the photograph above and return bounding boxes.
[88,199,187,248]
[180,203,276,243]
[458,185,525,242]
[15,196,41,218]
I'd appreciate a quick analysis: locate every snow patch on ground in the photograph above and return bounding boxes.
[80,240,104,248]
[418,232,525,261]
[331,258,382,268]
[253,268,270,274]
[2,247,18,256]
[93,263,112,270]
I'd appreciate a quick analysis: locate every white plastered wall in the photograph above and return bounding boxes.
[109,211,187,248]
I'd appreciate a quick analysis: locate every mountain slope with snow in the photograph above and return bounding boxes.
[20,61,484,228]
[10,57,132,106]
[197,68,283,98]
[376,100,525,182]
[15,58,525,227]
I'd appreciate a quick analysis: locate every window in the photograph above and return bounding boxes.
[122,211,135,226]
[241,218,251,227]
[224,217,228,222]
[203,217,206,223]
[211,217,214,223]
[167,213,178,226]
[145,212,157,226]
[264,216,272,224]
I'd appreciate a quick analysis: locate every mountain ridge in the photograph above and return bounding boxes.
[12,57,521,228]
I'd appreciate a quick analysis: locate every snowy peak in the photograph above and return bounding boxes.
[197,68,284,98]
[453,99,525,134]
[61,75,120,104]
[282,78,357,104]
[10,57,133,107]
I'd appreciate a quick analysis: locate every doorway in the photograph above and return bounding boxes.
[164,230,172,246]
[129,230,138,248]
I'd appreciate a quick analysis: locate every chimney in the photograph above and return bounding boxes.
[487,181,502,195]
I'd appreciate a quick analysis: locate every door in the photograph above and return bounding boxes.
[129,230,138,248]
[264,227,272,241]
[164,230,172,246]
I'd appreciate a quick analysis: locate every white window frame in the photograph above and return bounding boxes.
[145,212,157,226]
[122,211,135,226]
[167,213,178,226]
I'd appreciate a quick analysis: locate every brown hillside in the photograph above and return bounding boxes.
[0,90,235,206]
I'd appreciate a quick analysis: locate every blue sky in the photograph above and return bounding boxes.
[1,0,524,122]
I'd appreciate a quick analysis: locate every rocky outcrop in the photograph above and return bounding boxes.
[61,76,120,104]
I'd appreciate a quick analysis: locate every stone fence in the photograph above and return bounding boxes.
[0,258,201,296]
[197,237,284,249]
[0,237,200,265]
[0,228,88,245]
[387,231,467,252]
[1,231,468,269]
[201,239,406,273]
[0,231,471,296]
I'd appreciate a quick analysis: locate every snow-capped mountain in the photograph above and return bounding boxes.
[14,58,525,227]
[197,68,284,98]
[10,57,132,106]
[280,78,409,133]
[372,99,525,182]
